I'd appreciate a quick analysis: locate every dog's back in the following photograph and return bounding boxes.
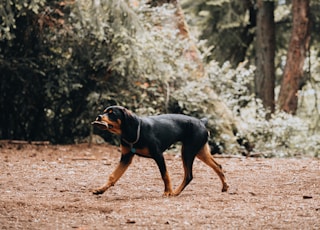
[140,114,209,150]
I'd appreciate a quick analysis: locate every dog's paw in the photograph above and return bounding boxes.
[91,188,105,195]
[163,190,175,197]
[222,183,229,192]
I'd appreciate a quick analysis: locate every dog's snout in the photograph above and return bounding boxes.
[96,115,103,121]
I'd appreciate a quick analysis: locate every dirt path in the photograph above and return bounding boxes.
[0,143,319,229]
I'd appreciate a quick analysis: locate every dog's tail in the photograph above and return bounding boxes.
[200,117,208,126]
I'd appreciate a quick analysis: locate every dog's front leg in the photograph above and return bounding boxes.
[92,151,134,195]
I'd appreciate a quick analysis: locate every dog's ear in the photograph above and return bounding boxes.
[118,107,140,143]
[103,106,129,120]
[108,106,133,122]
[119,107,136,127]
[119,107,133,118]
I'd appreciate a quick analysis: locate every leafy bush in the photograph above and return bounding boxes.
[205,61,319,157]
[0,1,192,143]
[243,105,319,157]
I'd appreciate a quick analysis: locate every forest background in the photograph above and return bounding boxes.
[0,0,319,157]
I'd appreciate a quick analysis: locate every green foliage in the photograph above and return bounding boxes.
[0,0,46,41]
[182,0,320,67]
[182,0,254,65]
[0,0,191,143]
[1,0,319,157]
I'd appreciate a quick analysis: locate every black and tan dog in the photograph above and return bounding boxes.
[91,105,229,196]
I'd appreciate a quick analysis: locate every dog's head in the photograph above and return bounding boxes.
[91,106,134,135]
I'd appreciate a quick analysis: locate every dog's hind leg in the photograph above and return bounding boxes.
[153,154,173,196]
[173,145,197,196]
[196,143,229,192]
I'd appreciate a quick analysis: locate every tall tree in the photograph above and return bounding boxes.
[255,0,275,116]
[278,0,311,114]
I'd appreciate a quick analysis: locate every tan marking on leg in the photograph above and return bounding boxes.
[92,153,133,195]
[172,161,189,196]
[196,143,229,192]
[162,171,173,196]
[172,145,191,196]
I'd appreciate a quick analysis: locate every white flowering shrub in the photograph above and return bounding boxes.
[205,61,320,157]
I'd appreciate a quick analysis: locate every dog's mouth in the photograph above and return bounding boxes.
[91,120,110,130]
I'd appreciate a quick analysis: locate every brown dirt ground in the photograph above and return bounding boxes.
[0,142,319,230]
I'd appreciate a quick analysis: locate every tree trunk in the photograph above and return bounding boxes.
[278,0,311,114]
[255,0,275,117]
